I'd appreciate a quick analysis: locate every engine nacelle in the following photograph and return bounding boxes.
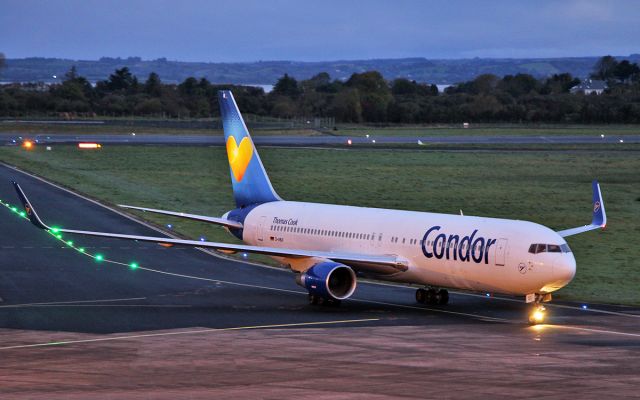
[296,262,357,300]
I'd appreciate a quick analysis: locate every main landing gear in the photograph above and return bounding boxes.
[308,294,342,307]
[416,287,449,306]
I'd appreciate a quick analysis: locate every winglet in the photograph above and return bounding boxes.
[591,180,606,228]
[11,181,50,230]
[557,180,607,237]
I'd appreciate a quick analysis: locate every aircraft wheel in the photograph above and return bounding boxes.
[425,288,437,305]
[436,289,449,305]
[416,288,427,304]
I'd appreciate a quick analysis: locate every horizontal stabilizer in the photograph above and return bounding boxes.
[118,204,243,229]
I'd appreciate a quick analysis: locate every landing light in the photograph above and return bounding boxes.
[529,306,546,325]
[78,143,102,149]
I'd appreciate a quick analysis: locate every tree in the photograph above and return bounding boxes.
[0,53,5,78]
[144,72,163,96]
[346,71,392,122]
[64,65,79,81]
[613,60,640,82]
[542,73,580,94]
[106,67,138,92]
[272,74,300,97]
[592,55,618,80]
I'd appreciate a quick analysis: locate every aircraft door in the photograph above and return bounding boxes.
[495,238,507,266]
[257,216,267,242]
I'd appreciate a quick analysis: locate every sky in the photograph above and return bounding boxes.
[1,0,638,62]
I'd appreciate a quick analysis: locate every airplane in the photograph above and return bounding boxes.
[10,90,607,324]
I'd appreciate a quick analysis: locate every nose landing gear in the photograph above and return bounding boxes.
[416,287,449,305]
[527,293,551,325]
[529,304,546,325]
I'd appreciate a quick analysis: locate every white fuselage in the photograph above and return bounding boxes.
[240,201,576,297]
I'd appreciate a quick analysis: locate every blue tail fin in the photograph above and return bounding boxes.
[218,90,281,208]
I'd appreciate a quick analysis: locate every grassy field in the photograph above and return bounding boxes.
[1,144,638,305]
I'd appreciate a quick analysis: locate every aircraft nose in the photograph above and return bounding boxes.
[553,254,576,284]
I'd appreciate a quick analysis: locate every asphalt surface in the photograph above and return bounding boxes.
[2,132,640,146]
[0,163,639,398]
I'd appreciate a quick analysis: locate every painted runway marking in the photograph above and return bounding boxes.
[0,318,380,351]
[0,297,146,308]
[537,324,640,338]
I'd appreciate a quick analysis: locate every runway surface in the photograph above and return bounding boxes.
[0,163,638,398]
[2,132,640,146]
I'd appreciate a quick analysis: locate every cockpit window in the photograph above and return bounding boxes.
[529,243,572,254]
[547,244,561,253]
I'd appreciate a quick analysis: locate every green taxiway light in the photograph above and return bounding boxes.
[56,234,62,239]
[11,207,18,212]
[78,248,85,253]
[129,262,139,270]
[95,254,104,262]
[19,211,26,217]
[51,227,60,233]
[66,240,73,246]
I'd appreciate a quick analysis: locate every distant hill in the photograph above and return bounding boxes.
[2,55,640,85]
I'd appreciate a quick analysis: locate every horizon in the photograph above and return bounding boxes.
[5,53,640,64]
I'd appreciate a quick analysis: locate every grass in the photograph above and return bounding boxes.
[0,123,321,136]
[1,144,638,305]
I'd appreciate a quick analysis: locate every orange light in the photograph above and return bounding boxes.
[78,143,102,149]
[22,140,34,150]
[159,243,174,248]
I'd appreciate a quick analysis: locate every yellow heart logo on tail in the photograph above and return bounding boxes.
[226,136,253,182]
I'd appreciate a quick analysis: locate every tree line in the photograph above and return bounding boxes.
[1,56,639,123]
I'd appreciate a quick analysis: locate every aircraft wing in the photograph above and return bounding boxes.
[118,204,243,229]
[557,180,607,237]
[12,182,407,275]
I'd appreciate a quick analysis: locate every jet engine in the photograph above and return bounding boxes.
[295,261,357,302]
